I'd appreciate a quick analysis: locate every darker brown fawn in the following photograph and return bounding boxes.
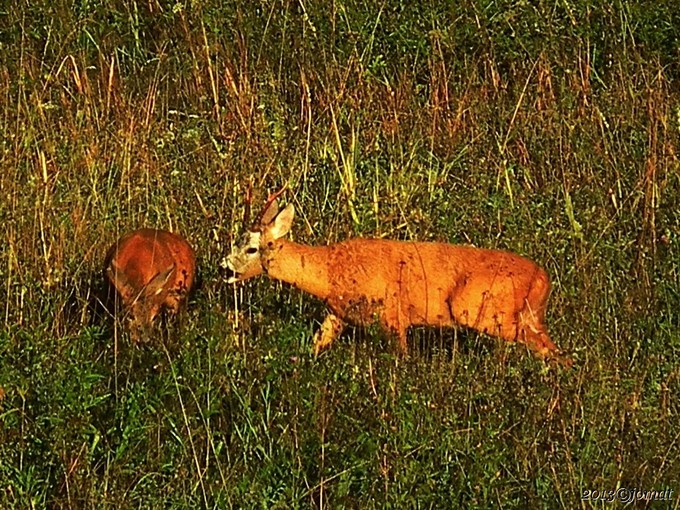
[105,229,195,340]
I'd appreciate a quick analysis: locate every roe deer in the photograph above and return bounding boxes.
[105,228,196,340]
[226,197,569,365]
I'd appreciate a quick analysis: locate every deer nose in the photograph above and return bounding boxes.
[220,256,239,282]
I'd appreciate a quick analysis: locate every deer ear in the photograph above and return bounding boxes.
[143,265,175,298]
[270,204,295,239]
[107,261,135,300]
[260,199,280,226]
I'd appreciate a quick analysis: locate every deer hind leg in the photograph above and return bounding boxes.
[312,313,346,356]
[518,271,572,365]
[517,297,576,366]
[521,323,573,367]
[519,316,557,358]
[516,268,559,359]
[517,282,554,355]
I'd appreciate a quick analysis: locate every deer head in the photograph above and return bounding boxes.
[106,261,176,338]
[227,186,292,282]
[226,198,295,283]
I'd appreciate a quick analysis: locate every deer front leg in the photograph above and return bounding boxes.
[312,314,345,356]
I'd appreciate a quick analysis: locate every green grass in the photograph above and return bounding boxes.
[1,0,679,508]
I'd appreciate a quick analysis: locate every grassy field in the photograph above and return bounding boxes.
[1,0,679,508]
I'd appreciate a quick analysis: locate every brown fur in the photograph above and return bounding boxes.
[104,228,195,340]
[227,201,570,365]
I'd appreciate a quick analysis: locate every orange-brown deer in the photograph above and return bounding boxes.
[226,196,569,365]
[105,229,196,340]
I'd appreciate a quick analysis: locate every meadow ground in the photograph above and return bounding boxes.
[0,1,679,508]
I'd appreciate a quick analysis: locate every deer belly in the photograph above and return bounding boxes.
[326,294,386,326]
[405,300,455,328]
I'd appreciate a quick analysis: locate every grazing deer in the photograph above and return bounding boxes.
[105,229,196,340]
[226,196,569,365]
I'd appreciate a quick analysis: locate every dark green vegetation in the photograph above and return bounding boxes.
[1,0,679,507]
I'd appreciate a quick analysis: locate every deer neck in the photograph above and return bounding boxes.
[263,240,331,299]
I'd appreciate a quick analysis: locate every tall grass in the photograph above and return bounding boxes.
[0,0,678,507]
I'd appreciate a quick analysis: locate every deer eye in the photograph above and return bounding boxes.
[246,247,258,255]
